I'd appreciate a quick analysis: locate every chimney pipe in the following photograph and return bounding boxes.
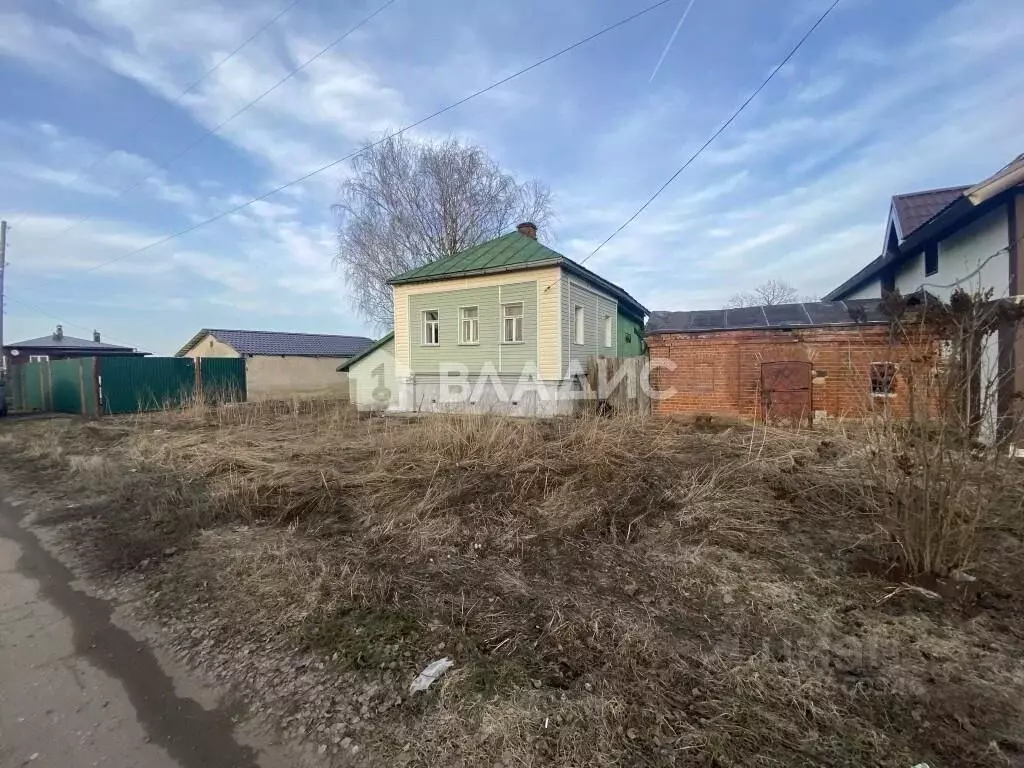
[53,324,63,342]
[516,222,537,240]
[93,330,101,343]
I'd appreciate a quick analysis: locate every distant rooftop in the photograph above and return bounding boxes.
[7,333,139,352]
[177,329,374,358]
[647,299,890,334]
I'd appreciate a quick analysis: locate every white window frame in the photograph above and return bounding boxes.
[869,361,897,397]
[502,302,524,344]
[573,305,585,345]
[459,306,479,345]
[422,309,440,346]
[29,355,50,362]
[603,315,613,348]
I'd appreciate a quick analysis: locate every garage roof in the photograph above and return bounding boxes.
[646,299,890,334]
[176,329,374,358]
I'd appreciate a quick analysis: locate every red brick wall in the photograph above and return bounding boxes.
[647,326,935,420]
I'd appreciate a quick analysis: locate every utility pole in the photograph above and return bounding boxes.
[0,220,6,373]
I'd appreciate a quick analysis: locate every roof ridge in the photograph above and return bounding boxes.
[892,184,971,200]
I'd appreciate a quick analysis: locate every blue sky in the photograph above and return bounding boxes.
[0,0,1021,354]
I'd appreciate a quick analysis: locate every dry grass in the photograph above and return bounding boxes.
[2,403,1023,767]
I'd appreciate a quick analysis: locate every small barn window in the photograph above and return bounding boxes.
[29,355,50,362]
[502,303,523,343]
[422,310,440,346]
[573,305,585,345]
[924,244,938,277]
[870,362,897,396]
[459,306,479,344]
[603,315,613,347]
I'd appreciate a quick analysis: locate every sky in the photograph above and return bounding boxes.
[0,0,1022,355]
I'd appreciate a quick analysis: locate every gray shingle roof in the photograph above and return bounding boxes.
[646,299,890,334]
[892,186,969,239]
[7,334,138,352]
[178,329,374,358]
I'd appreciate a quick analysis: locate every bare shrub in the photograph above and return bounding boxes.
[834,290,1024,575]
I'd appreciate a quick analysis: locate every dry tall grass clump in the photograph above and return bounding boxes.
[3,402,1024,767]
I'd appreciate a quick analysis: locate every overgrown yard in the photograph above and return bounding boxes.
[1,403,1023,767]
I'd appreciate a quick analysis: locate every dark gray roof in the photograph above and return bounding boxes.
[646,299,890,334]
[176,329,374,358]
[7,334,138,352]
[892,186,969,239]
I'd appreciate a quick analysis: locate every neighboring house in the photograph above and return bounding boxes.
[4,326,147,369]
[824,152,1024,442]
[176,329,373,401]
[338,332,396,412]
[646,300,931,423]
[381,222,647,415]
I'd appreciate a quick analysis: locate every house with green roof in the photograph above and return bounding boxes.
[342,222,647,414]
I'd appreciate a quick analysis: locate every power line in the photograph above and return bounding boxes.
[39,0,397,248]
[580,0,842,265]
[8,0,306,230]
[72,0,674,277]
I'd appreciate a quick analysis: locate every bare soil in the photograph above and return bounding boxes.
[1,403,1022,767]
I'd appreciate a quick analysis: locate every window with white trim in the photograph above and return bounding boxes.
[460,306,479,344]
[573,305,585,345]
[869,362,897,396]
[502,302,523,343]
[603,315,613,348]
[422,310,439,346]
[29,355,50,362]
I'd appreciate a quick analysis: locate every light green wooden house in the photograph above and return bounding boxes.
[341,223,647,414]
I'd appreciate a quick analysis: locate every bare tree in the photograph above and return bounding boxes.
[333,135,554,327]
[726,279,813,308]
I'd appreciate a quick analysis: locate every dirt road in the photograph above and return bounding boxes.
[0,497,290,768]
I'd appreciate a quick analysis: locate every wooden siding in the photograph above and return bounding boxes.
[498,282,538,374]
[617,308,645,357]
[393,266,562,379]
[565,279,619,376]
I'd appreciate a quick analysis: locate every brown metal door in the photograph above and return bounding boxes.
[761,361,812,425]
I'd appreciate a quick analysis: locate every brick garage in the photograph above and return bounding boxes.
[646,302,935,422]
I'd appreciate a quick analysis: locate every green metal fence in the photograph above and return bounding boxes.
[6,356,246,416]
[51,359,99,415]
[195,357,247,404]
[98,356,196,414]
[98,356,246,414]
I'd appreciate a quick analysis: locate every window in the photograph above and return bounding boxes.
[459,306,479,344]
[29,355,49,362]
[573,305,585,345]
[503,302,523,343]
[869,362,897,396]
[422,310,439,346]
[924,244,938,277]
[603,315,613,347]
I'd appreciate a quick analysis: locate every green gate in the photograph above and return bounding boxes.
[50,359,99,415]
[196,358,247,404]
[98,357,196,414]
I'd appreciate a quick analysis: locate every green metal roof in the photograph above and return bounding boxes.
[388,233,561,283]
[336,332,393,371]
[387,232,648,317]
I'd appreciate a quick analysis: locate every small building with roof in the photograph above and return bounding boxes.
[645,299,937,424]
[176,328,373,401]
[4,325,147,369]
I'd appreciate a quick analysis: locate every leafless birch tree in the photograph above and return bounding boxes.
[333,135,554,327]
